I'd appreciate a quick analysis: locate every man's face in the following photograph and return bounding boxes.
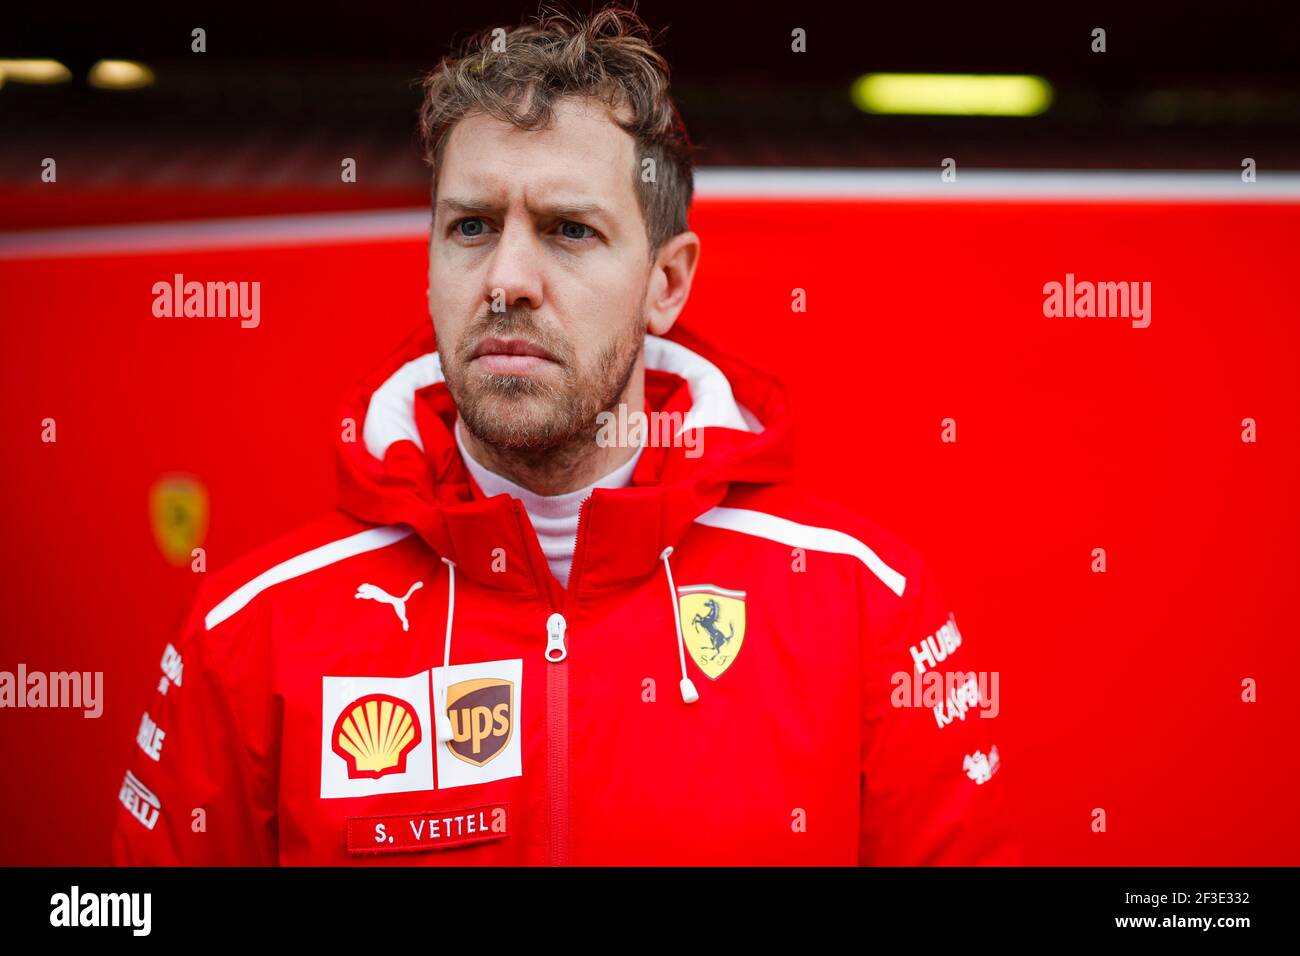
[429,97,652,451]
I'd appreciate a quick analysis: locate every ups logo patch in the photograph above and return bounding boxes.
[445,677,513,767]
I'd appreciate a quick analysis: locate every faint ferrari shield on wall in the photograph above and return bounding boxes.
[677,584,746,680]
[149,474,209,566]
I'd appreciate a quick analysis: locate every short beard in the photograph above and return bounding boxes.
[443,304,646,473]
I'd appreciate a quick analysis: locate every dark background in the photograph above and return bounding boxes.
[4,0,1300,227]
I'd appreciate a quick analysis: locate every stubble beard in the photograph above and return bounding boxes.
[443,304,646,475]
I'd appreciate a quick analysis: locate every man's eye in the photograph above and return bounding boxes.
[456,218,487,238]
[558,221,594,241]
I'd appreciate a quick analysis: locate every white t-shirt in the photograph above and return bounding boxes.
[454,419,645,587]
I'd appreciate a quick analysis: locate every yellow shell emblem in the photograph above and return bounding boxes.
[677,584,746,680]
[332,693,422,779]
[149,474,208,567]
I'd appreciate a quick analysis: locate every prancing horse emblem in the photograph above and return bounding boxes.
[692,600,734,659]
[355,581,423,632]
[676,584,747,680]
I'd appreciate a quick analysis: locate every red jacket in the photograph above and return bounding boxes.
[111,322,1021,866]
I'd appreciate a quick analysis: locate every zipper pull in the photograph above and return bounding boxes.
[545,612,568,663]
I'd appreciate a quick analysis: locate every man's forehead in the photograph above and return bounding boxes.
[439,99,638,206]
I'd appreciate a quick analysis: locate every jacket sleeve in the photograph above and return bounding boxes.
[857,555,1022,865]
[110,590,279,866]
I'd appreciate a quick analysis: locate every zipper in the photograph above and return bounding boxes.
[545,613,567,662]
[515,494,596,868]
[545,616,570,867]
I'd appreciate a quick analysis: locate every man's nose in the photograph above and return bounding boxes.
[482,221,544,313]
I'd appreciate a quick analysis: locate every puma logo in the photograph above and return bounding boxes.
[355,581,423,632]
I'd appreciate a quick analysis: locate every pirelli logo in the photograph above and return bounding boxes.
[119,770,160,831]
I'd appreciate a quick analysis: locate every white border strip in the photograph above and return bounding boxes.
[0,208,430,260]
[676,583,748,599]
[696,168,1300,200]
[694,505,907,597]
[204,525,414,631]
[3,169,1298,260]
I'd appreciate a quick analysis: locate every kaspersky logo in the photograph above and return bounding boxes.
[444,677,513,767]
[332,693,422,779]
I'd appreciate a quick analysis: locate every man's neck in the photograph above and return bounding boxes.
[456,418,640,496]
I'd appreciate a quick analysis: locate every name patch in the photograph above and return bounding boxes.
[345,802,509,855]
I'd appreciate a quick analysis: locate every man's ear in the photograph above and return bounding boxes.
[645,230,701,336]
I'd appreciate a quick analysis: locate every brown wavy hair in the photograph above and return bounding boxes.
[417,5,694,254]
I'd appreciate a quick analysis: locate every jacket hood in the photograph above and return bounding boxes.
[335,320,794,594]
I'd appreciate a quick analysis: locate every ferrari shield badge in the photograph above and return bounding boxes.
[676,584,746,680]
[149,473,209,567]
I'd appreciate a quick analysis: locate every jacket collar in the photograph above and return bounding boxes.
[335,323,794,594]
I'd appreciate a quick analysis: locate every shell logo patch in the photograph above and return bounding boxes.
[332,693,422,779]
[677,584,746,680]
[321,672,434,799]
[445,677,513,768]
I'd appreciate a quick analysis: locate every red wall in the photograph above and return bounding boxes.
[1,195,1296,864]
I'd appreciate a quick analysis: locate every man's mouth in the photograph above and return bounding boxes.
[469,336,559,375]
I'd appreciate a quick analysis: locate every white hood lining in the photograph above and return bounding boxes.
[362,334,761,462]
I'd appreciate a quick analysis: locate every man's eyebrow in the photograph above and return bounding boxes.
[436,197,609,221]
[539,201,607,220]
[437,197,496,215]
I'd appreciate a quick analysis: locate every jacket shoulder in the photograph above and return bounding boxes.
[705,484,933,601]
[193,511,416,635]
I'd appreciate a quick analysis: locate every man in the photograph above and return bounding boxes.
[112,6,1020,866]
